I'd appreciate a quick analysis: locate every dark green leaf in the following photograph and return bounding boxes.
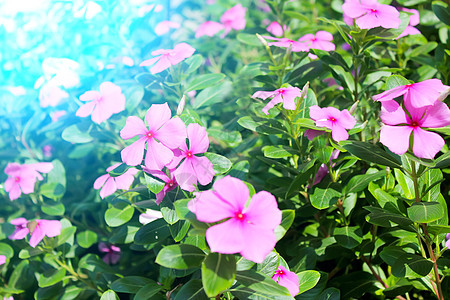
[193,80,232,109]
[344,171,385,194]
[38,268,66,288]
[343,141,402,169]
[274,210,295,241]
[201,253,236,297]
[156,244,205,270]
[433,1,450,26]
[111,276,157,293]
[134,283,163,300]
[407,202,444,223]
[134,218,170,245]
[174,279,208,300]
[236,270,291,296]
[333,226,363,249]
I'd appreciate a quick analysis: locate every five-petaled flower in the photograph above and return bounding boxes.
[143,168,178,204]
[99,242,121,264]
[379,100,450,159]
[189,176,282,263]
[298,31,336,58]
[195,21,224,38]
[272,265,300,297]
[4,162,53,201]
[342,0,401,29]
[252,87,302,115]
[94,163,139,199]
[262,36,310,52]
[220,4,246,36]
[120,103,186,170]
[309,105,356,141]
[140,43,195,74]
[76,82,126,124]
[9,218,30,240]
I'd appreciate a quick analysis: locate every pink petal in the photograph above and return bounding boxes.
[39,220,62,237]
[372,86,407,103]
[274,266,300,297]
[338,109,357,129]
[191,156,214,186]
[266,21,284,37]
[29,162,53,174]
[109,252,121,264]
[140,56,161,67]
[120,116,148,140]
[101,82,125,114]
[331,124,349,142]
[115,170,137,190]
[79,90,101,101]
[206,218,245,254]
[262,94,283,115]
[168,43,196,65]
[11,218,28,226]
[94,174,110,190]
[305,129,325,141]
[106,163,123,173]
[316,31,333,41]
[4,163,22,175]
[100,177,117,198]
[91,101,114,124]
[421,101,450,128]
[195,21,224,38]
[380,101,409,125]
[379,125,413,155]
[252,90,276,100]
[173,159,197,192]
[213,176,248,211]
[239,225,277,263]
[193,190,237,223]
[144,139,174,170]
[245,191,281,229]
[156,117,187,150]
[407,79,449,108]
[0,255,6,265]
[8,183,22,200]
[4,177,14,192]
[342,0,367,18]
[145,103,172,132]
[412,128,444,159]
[19,177,36,194]
[29,225,45,248]
[76,101,97,118]
[309,105,326,121]
[9,227,29,240]
[186,123,209,154]
[121,137,147,166]
[355,13,383,29]
[154,20,180,36]
[144,169,170,182]
[150,56,172,74]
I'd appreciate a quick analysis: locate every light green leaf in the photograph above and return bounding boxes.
[407,202,444,223]
[186,73,226,92]
[105,203,135,227]
[201,253,236,297]
[156,244,206,270]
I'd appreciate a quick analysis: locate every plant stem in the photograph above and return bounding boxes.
[53,257,103,294]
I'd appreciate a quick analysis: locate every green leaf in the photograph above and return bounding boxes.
[204,152,232,175]
[201,253,236,297]
[298,270,321,294]
[41,202,65,216]
[427,225,450,236]
[343,141,402,169]
[19,247,44,259]
[344,171,385,194]
[134,218,170,245]
[76,230,98,248]
[109,225,139,244]
[156,244,206,270]
[184,54,204,74]
[433,1,450,26]
[170,220,191,242]
[134,282,163,300]
[407,202,444,223]
[274,210,295,241]
[110,276,157,293]
[384,75,411,90]
[256,252,280,277]
[290,247,317,272]
[0,243,14,258]
[380,246,433,278]
[144,172,165,195]
[364,206,413,228]
[262,145,296,159]
[237,33,263,46]
[434,151,450,168]
[125,85,144,112]
[186,73,226,92]
[310,185,341,209]
[394,169,414,199]
[235,270,291,296]
[317,287,340,300]
[193,80,232,109]
[38,268,66,288]
[100,290,119,300]
[105,203,135,227]
[62,124,93,144]
[174,279,208,300]
[333,226,363,249]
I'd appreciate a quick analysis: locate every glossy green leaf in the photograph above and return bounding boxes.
[174,279,208,300]
[333,226,363,249]
[38,268,66,288]
[274,210,295,241]
[310,185,341,209]
[110,276,157,293]
[433,1,450,26]
[156,244,205,270]
[193,80,232,109]
[144,172,165,195]
[204,152,232,175]
[76,230,98,248]
[134,282,163,300]
[298,270,321,294]
[407,202,444,223]
[201,253,236,297]
[105,203,134,227]
[343,141,402,169]
[186,73,225,92]
[236,270,291,296]
[364,206,413,228]
[62,124,93,144]
[380,246,433,278]
[100,290,120,300]
[384,74,410,90]
[344,171,385,194]
[134,218,170,245]
[262,145,297,159]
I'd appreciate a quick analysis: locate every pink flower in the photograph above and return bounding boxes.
[309,106,357,142]
[372,79,450,109]
[50,110,67,122]
[220,4,246,35]
[379,100,450,159]
[445,233,450,250]
[195,21,225,38]
[272,266,299,297]
[4,162,53,201]
[170,123,214,192]
[140,43,195,74]
[0,255,6,265]
[99,242,121,264]
[9,218,30,240]
[263,36,310,52]
[94,163,139,199]
[139,209,163,225]
[76,82,126,124]
[252,87,302,115]
[143,169,178,204]
[189,176,282,263]
[305,129,326,141]
[323,77,344,90]
[120,103,186,170]
[298,31,335,59]
[397,8,420,39]
[266,21,286,37]
[39,83,68,107]
[29,219,62,248]
[154,20,180,36]
[342,0,401,29]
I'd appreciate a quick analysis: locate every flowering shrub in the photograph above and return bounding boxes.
[1,0,450,299]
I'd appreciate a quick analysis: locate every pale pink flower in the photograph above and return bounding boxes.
[9,218,29,240]
[140,43,195,74]
[195,21,224,38]
[76,82,126,124]
[29,219,62,248]
[189,176,282,263]
[252,87,302,115]
[372,79,450,109]
[342,0,401,29]
[299,31,335,59]
[39,83,68,107]
[139,209,163,225]
[272,266,299,297]
[120,103,186,170]
[169,123,214,192]
[220,4,246,35]
[94,163,139,199]
[143,169,178,204]
[263,36,310,52]
[4,162,53,201]
[309,105,356,141]
[42,145,53,158]
[266,21,286,37]
[99,242,121,264]
[380,100,450,159]
[154,20,180,36]
[0,255,6,265]
[305,129,326,141]
[397,8,420,39]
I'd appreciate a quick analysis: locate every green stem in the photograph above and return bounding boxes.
[53,257,103,294]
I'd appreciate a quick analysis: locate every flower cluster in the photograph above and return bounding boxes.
[9,218,61,248]
[195,4,246,38]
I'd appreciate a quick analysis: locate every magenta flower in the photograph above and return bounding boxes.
[379,100,450,159]
[263,36,310,52]
[372,79,450,109]
[272,266,299,297]
[9,217,30,240]
[299,31,335,52]
[266,21,286,37]
[99,242,121,264]
[143,169,178,204]
[140,43,195,74]
[189,176,282,263]
[342,0,401,29]
[170,123,214,192]
[94,163,139,199]
[120,103,186,170]
[397,8,420,39]
[195,21,224,38]
[445,234,450,250]
[154,20,180,36]
[252,87,302,115]
[4,162,53,201]
[220,4,246,35]
[29,219,62,248]
[0,255,6,265]
[76,82,126,124]
[309,105,357,142]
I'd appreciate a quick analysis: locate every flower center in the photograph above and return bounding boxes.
[186,151,193,158]
[14,176,20,182]
[146,131,154,139]
[277,270,285,276]
[406,84,413,88]
[235,212,245,220]
[168,179,175,187]
[370,8,377,13]
[410,121,420,127]
[329,117,336,122]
